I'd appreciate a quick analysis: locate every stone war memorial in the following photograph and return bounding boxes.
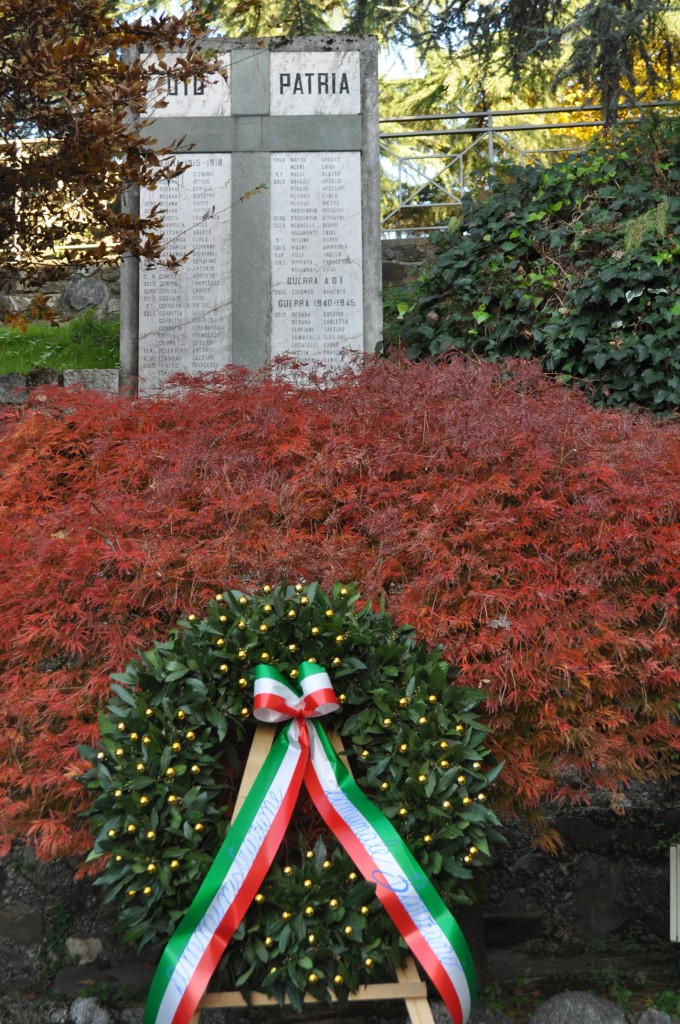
[120,37,381,394]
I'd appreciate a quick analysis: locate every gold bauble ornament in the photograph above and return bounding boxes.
[139,795,149,806]
[97,752,105,761]
[170,859,181,869]
[147,863,157,873]
[142,736,151,745]
[146,829,156,840]
[219,615,227,623]
[176,711,186,721]
[364,958,374,968]
[308,973,318,984]
[260,653,270,662]
[455,724,465,733]
[127,889,137,897]
[117,722,125,732]
[143,885,153,896]
[283,866,293,876]
[238,650,247,660]
[360,749,370,759]
[360,905,370,916]
[114,855,122,862]
[340,587,348,596]
[194,822,205,832]
[477,793,487,802]
[300,596,309,605]
[472,761,482,769]
[287,610,297,620]
[145,709,154,717]
[188,614,197,622]
[216,593,225,602]
[462,796,472,806]
[307,657,317,664]
[262,585,272,594]
[185,730,196,741]
[136,763,145,773]
[308,934,316,945]
[288,643,298,653]
[322,859,332,870]
[239,596,248,605]
[418,774,427,783]
[191,764,202,773]
[130,732,139,740]
[428,695,437,704]
[255,893,265,903]
[338,691,347,702]
[457,775,466,785]
[295,584,304,592]
[238,678,248,689]
[398,697,409,707]
[344,926,353,936]
[348,872,358,882]
[380,781,389,791]
[303,879,313,888]
[333,658,342,668]
[127,824,137,833]
[418,716,428,725]
[442,800,452,810]
[440,760,450,769]
[115,747,124,756]
[281,911,292,921]
[304,906,315,918]
[219,664,229,673]
[311,626,320,635]
[306,850,314,859]
[329,899,339,909]
[464,855,472,864]
[107,829,117,838]
[334,974,344,985]
[423,834,433,844]
[263,604,273,614]
[440,741,449,750]
[325,609,334,618]
[167,794,178,804]
[469,845,478,855]
[165,767,175,777]
[114,789,123,798]
[264,936,273,948]
[171,742,182,752]
[335,634,345,643]
[399,743,408,753]
[398,807,408,817]
[215,638,225,648]
[382,718,392,727]
[240,708,250,718]
[269,967,277,974]
[259,624,268,633]
[290,669,299,680]
[238,620,246,629]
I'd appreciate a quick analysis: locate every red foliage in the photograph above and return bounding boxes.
[0,356,678,859]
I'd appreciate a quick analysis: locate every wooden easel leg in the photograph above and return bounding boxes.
[398,957,436,1024]
[189,1011,201,1024]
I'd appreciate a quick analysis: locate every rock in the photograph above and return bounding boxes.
[25,366,63,387]
[61,276,108,313]
[65,937,103,965]
[62,369,119,393]
[0,372,28,404]
[469,1006,514,1024]
[0,902,43,943]
[527,991,626,1024]
[573,857,630,936]
[636,1011,673,1024]
[70,997,112,1024]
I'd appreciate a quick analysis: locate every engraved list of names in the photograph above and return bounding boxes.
[138,156,232,393]
[270,151,363,361]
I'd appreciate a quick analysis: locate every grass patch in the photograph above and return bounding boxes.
[0,313,119,374]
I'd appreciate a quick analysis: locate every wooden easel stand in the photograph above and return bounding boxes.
[190,726,435,1024]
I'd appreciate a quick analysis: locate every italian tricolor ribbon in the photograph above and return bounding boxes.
[144,663,477,1024]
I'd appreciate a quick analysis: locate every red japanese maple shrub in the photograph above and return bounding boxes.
[0,356,678,858]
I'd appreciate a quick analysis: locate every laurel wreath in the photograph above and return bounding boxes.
[82,582,502,1009]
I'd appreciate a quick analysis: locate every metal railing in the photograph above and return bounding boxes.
[379,100,680,237]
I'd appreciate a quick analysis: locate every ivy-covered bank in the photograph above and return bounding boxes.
[385,115,680,414]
